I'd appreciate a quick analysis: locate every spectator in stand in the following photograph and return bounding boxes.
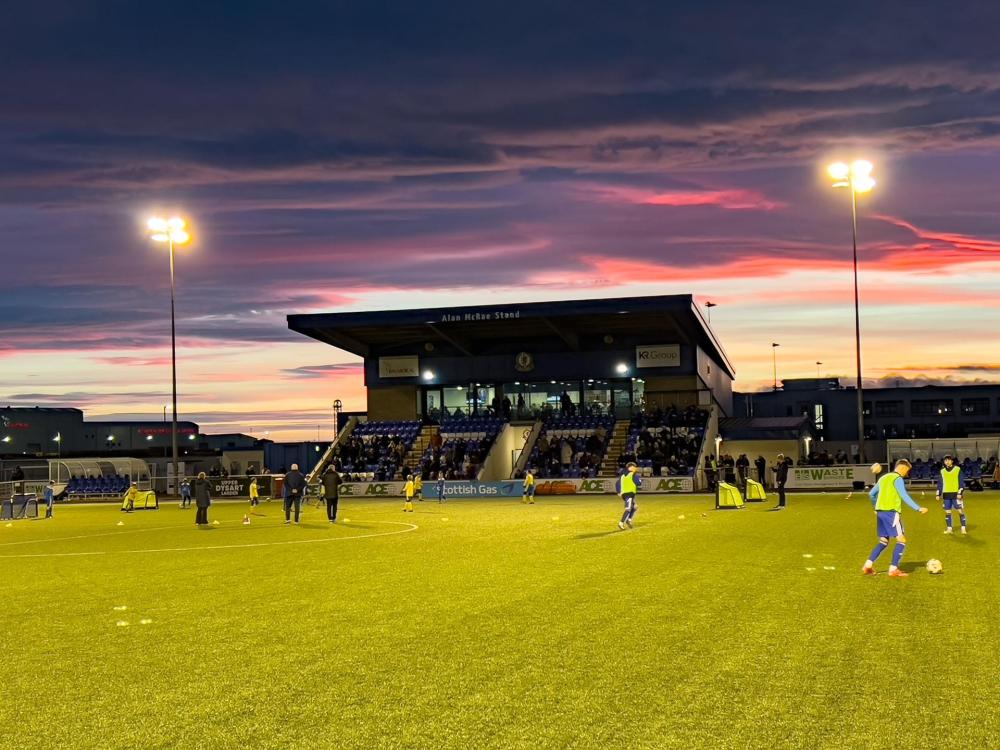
[516,393,525,417]
[560,391,573,416]
[755,455,767,485]
[194,472,211,526]
[560,439,573,470]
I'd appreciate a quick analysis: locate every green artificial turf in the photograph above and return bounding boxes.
[1,492,997,750]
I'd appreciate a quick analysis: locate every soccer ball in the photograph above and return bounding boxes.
[926,559,943,575]
[870,462,883,475]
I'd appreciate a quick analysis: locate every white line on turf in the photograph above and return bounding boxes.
[0,521,418,559]
[0,523,200,548]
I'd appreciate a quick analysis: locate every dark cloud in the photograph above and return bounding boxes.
[281,363,364,378]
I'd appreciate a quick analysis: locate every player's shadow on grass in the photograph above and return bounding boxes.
[899,560,927,573]
[574,530,625,540]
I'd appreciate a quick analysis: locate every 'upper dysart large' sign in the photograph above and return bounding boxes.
[636,344,680,368]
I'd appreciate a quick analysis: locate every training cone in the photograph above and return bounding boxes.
[242,514,251,526]
[116,521,124,526]
[212,520,220,526]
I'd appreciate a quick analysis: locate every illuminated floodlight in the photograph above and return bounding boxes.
[828,160,876,193]
[148,216,191,245]
[827,162,849,181]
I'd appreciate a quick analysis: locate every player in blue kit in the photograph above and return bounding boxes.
[862,459,928,578]
[936,455,967,535]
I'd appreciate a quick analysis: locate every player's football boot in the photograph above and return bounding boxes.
[625,519,633,528]
[861,566,877,576]
[944,528,953,534]
[617,521,626,530]
[887,569,909,578]
[961,526,968,534]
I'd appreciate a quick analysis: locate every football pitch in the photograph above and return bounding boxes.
[2,492,997,750]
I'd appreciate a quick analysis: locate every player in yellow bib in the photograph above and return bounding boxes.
[936,455,967,535]
[862,459,928,578]
[617,462,640,530]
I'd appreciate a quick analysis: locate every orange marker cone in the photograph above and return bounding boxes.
[242,514,251,525]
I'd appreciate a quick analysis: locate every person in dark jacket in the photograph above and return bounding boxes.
[774,455,790,509]
[283,464,306,524]
[754,455,767,485]
[322,466,342,523]
[194,472,211,526]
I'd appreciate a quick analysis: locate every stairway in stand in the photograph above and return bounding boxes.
[599,421,630,476]
[403,425,439,476]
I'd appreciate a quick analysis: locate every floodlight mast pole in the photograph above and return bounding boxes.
[850,184,865,465]
[169,235,179,495]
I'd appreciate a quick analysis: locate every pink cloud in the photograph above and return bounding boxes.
[577,183,784,211]
[876,215,1000,257]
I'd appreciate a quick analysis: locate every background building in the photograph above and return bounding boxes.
[736,378,1000,443]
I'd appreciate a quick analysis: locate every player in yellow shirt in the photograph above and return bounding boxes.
[414,474,424,502]
[249,477,260,508]
[404,475,415,512]
[522,469,536,504]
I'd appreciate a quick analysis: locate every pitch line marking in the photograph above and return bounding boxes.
[0,521,418,559]
[0,523,199,549]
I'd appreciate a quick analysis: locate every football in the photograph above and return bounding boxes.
[926,559,943,575]
[870,462,883,475]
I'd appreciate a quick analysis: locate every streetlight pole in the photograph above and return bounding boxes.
[771,343,780,391]
[816,361,823,379]
[149,216,191,496]
[828,160,875,465]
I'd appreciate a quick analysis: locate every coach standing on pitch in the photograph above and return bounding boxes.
[322,465,342,523]
[774,454,790,509]
[194,472,212,526]
[283,463,306,524]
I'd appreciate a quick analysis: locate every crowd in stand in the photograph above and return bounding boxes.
[419,436,492,479]
[620,406,708,477]
[332,433,411,480]
[530,425,610,478]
